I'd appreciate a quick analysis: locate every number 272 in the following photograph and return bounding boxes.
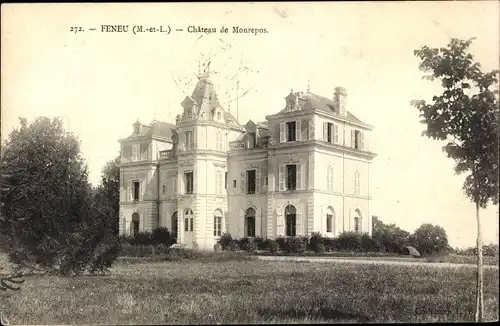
[70,27,84,34]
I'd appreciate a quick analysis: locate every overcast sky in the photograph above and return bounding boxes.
[2,2,499,248]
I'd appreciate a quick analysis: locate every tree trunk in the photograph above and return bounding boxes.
[475,199,484,322]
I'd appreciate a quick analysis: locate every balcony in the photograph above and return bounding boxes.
[229,136,270,150]
[159,150,174,159]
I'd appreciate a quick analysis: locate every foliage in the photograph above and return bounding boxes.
[314,243,326,254]
[336,232,363,251]
[253,237,265,251]
[239,237,258,252]
[360,233,384,252]
[323,238,338,252]
[372,217,411,253]
[0,117,120,276]
[151,227,174,246]
[455,244,499,257]
[412,38,499,209]
[214,243,222,252]
[409,224,449,255]
[263,239,279,253]
[309,232,324,250]
[94,156,120,235]
[217,233,233,250]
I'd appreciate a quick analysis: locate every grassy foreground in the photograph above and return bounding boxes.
[1,256,499,324]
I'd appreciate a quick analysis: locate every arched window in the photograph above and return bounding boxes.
[214,210,223,236]
[326,206,334,234]
[354,209,362,233]
[245,208,256,237]
[285,205,296,237]
[184,209,194,232]
[217,112,222,120]
[131,212,140,236]
[171,212,178,241]
[327,165,334,192]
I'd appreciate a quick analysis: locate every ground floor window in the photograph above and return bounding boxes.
[214,210,222,236]
[131,212,140,236]
[245,208,256,237]
[172,212,178,241]
[184,209,194,232]
[285,205,296,236]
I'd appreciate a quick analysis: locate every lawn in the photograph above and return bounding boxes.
[1,255,498,324]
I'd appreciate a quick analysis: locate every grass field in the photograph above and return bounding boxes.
[1,255,498,324]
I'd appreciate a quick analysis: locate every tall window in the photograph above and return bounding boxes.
[354,217,360,233]
[327,122,333,143]
[286,121,296,142]
[172,177,177,194]
[214,210,223,236]
[285,205,296,237]
[326,207,334,233]
[327,166,334,192]
[184,172,193,194]
[225,172,228,189]
[185,131,193,150]
[215,170,224,195]
[247,133,256,149]
[352,130,364,150]
[131,213,140,236]
[171,212,178,241]
[162,184,166,194]
[184,209,193,232]
[245,208,256,237]
[133,181,140,201]
[132,144,140,161]
[216,132,224,151]
[354,171,360,195]
[217,112,221,120]
[286,165,297,190]
[246,170,256,194]
[324,122,339,144]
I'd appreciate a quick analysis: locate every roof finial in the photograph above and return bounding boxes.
[307,80,311,93]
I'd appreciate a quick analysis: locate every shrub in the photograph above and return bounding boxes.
[264,239,279,253]
[285,237,308,254]
[228,240,240,252]
[151,227,174,247]
[276,236,288,252]
[240,237,257,252]
[337,232,362,251]
[218,233,233,251]
[360,233,384,252]
[129,231,153,246]
[323,238,338,252]
[315,243,326,254]
[254,237,266,250]
[309,232,323,250]
[214,243,222,252]
[411,224,449,255]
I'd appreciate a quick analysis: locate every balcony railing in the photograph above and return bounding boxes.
[229,136,270,150]
[159,150,174,159]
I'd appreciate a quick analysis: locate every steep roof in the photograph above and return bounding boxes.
[279,92,365,125]
[124,120,176,141]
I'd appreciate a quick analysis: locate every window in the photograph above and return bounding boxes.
[215,170,224,195]
[185,172,194,194]
[134,124,140,135]
[354,171,360,195]
[172,177,177,194]
[286,165,297,190]
[352,130,364,150]
[265,176,268,186]
[354,216,360,233]
[326,207,334,233]
[286,121,296,142]
[162,184,166,194]
[214,210,223,236]
[225,172,228,189]
[171,212,178,241]
[132,144,140,161]
[245,208,256,237]
[217,112,221,120]
[185,131,193,150]
[327,166,334,192]
[131,212,140,236]
[184,209,193,232]
[324,122,339,144]
[216,132,223,151]
[246,170,256,194]
[133,181,140,201]
[285,205,296,237]
[247,133,256,149]
[233,180,237,188]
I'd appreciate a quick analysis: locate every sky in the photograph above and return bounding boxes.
[2,2,499,248]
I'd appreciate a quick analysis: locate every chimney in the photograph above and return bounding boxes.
[334,87,347,116]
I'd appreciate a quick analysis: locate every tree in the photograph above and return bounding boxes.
[412,38,499,322]
[410,224,449,255]
[94,156,120,234]
[0,117,120,276]
[372,216,411,253]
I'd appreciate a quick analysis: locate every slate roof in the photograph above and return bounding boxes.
[279,92,365,125]
[124,120,176,141]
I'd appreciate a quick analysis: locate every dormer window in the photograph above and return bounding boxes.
[134,123,141,135]
[217,112,221,120]
[288,101,294,111]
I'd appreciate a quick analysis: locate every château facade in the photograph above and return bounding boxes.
[118,70,377,250]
